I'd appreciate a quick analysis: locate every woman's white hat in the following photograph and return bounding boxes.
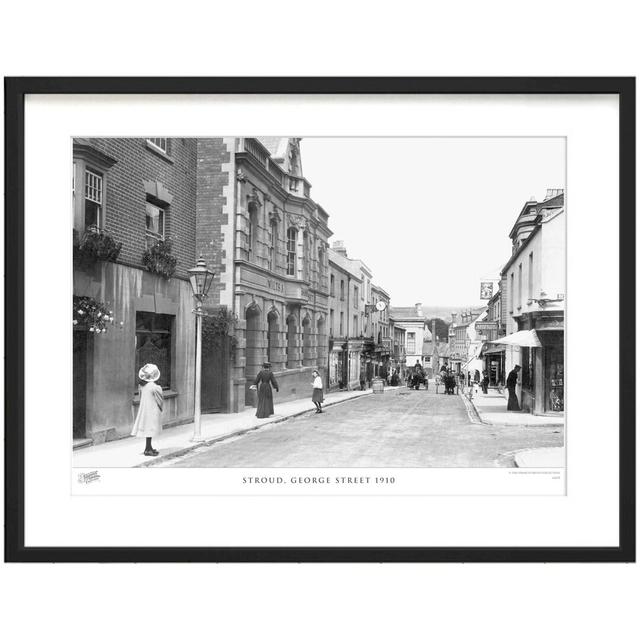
[138,363,161,382]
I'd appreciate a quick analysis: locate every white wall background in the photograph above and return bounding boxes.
[1,3,638,640]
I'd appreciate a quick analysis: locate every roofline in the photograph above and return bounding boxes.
[500,222,542,275]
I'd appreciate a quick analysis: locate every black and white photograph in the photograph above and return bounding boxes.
[6,77,632,562]
[71,135,566,479]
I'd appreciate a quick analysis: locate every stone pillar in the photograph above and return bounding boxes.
[270,327,288,371]
[232,292,247,412]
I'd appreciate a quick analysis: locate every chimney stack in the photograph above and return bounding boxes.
[332,240,348,256]
[432,319,437,343]
[415,302,423,316]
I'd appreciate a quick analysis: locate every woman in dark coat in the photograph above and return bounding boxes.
[254,362,279,418]
[506,364,521,411]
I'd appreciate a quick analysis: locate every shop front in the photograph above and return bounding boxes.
[497,310,564,415]
[481,343,506,387]
[539,327,564,413]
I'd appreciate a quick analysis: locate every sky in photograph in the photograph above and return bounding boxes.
[300,137,565,308]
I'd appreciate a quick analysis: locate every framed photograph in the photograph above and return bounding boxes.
[4,77,635,562]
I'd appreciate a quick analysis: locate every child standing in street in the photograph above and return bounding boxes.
[132,363,164,456]
[311,370,324,413]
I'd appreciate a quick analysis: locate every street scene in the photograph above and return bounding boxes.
[72,136,565,470]
[161,387,563,468]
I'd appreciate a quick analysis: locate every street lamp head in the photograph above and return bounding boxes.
[188,255,215,301]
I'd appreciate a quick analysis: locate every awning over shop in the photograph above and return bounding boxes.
[483,344,506,355]
[491,330,542,348]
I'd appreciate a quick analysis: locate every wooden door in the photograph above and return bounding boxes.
[73,330,88,438]
[202,335,229,413]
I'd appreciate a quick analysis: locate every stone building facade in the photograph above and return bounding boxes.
[390,303,428,371]
[219,138,333,410]
[501,190,565,414]
[327,242,364,390]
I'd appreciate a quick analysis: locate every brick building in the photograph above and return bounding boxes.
[72,138,199,444]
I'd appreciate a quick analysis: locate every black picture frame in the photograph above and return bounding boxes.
[4,77,635,563]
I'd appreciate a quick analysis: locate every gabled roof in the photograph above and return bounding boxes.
[256,137,303,176]
[257,137,287,158]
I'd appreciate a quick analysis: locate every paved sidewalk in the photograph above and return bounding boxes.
[514,446,565,468]
[468,387,564,427]
[73,387,383,468]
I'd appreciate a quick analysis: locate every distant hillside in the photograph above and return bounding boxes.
[421,305,486,321]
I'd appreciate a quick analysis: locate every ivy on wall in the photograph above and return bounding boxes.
[202,308,238,360]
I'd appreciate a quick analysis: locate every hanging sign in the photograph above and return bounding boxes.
[480,281,494,300]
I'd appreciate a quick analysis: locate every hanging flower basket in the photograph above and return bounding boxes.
[74,227,123,268]
[142,238,177,279]
[73,295,120,334]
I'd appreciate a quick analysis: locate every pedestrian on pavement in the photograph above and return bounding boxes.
[311,369,324,413]
[359,370,366,391]
[481,370,489,394]
[254,362,279,418]
[131,363,163,456]
[506,364,521,411]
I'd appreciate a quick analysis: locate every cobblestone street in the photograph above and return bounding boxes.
[161,387,564,468]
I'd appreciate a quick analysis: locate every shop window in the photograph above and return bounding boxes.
[135,312,173,389]
[546,340,564,412]
[521,347,535,391]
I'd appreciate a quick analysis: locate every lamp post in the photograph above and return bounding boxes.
[188,256,215,442]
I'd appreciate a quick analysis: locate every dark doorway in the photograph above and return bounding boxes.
[202,333,229,413]
[73,330,89,438]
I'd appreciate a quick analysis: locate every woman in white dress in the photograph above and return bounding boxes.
[131,363,163,456]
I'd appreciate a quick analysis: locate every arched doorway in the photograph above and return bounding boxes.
[267,308,279,365]
[302,314,312,366]
[286,313,297,368]
[245,304,262,401]
[317,315,326,378]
